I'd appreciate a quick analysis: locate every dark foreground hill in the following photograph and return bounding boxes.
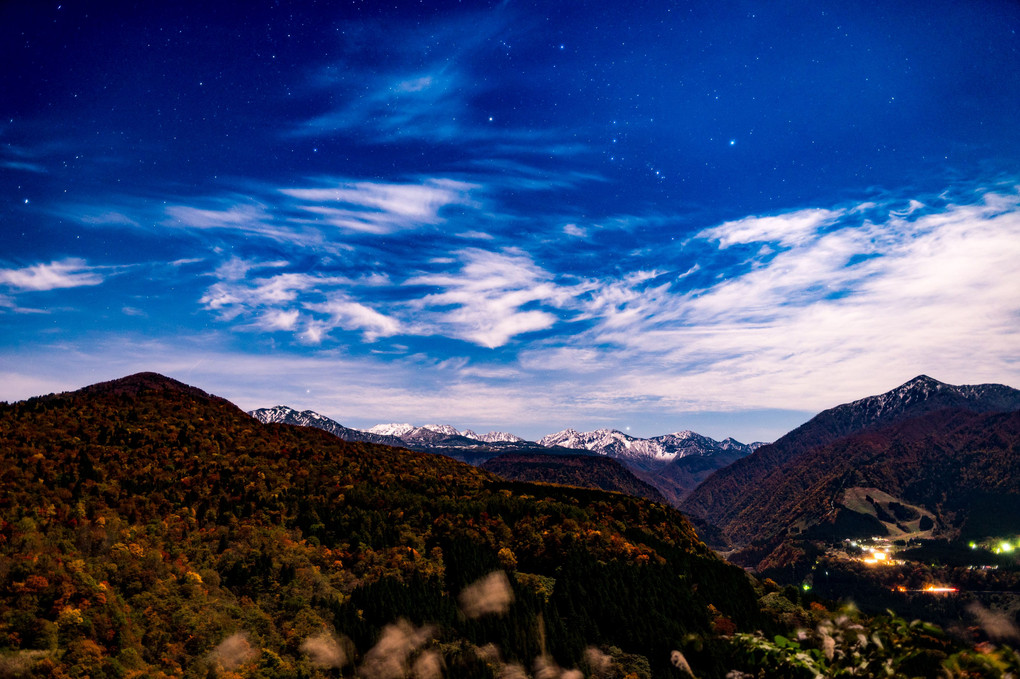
[0,372,767,678]
[481,452,666,503]
[681,375,1020,547]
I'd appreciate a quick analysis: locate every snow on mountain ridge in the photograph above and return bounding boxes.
[540,428,676,462]
[366,423,416,437]
[836,374,1020,423]
[422,423,461,436]
[477,431,527,443]
[254,408,757,469]
[251,405,296,425]
[539,427,761,467]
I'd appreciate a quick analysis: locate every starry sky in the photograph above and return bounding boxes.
[2,1,1019,442]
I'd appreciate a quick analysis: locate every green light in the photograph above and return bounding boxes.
[968,542,977,549]
[802,583,811,591]
[1000,541,1014,553]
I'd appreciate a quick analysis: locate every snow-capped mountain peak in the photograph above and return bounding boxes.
[537,428,581,447]
[463,429,526,443]
[249,405,299,424]
[480,431,527,443]
[837,375,1020,425]
[422,423,461,436]
[366,423,416,437]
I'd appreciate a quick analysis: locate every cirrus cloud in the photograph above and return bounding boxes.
[406,248,586,348]
[0,258,106,291]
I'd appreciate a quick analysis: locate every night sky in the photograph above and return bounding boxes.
[2,1,1019,442]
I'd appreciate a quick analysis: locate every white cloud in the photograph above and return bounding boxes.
[891,199,925,217]
[557,188,1020,411]
[304,294,401,342]
[406,249,583,348]
[300,67,469,141]
[167,202,269,229]
[0,258,105,291]
[698,208,843,248]
[77,211,140,227]
[201,271,321,325]
[456,230,495,240]
[281,178,477,234]
[260,309,300,331]
[200,263,401,344]
[394,75,434,93]
[164,199,335,249]
[213,256,289,282]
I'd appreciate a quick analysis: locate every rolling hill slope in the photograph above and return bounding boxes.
[680,375,1020,546]
[481,452,667,503]
[0,372,767,678]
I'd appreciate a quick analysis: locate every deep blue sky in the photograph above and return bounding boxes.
[2,0,1019,442]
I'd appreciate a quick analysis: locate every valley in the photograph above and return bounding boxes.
[252,375,1020,648]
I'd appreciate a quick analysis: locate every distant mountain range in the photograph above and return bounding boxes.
[366,421,526,443]
[538,428,761,469]
[248,405,548,465]
[248,405,762,503]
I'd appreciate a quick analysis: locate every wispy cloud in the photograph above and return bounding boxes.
[212,256,289,282]
[406,249,584,348]
[1,143,50,173]
[280,178,478,234]
[295,9,501,143]
[200,260,401,344]
[300,67,473,142]
[303,293,402,343]
[201,272,321,321]
[551,187,1020,410]
[77,211,140,227]
[199,248,579,349]
[166,202,271,230]
[67,177,481,252]
[2,160,47,173]
[698,208,843,248]
[0,258,106,291]
[293,8,576,150]
[163,198,330,247]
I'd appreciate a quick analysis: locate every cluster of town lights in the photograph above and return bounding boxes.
[862,549,889,565]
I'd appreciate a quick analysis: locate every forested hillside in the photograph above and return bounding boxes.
[481,453,666,503]
[681,376,1020,544]
[0,373,763,678]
